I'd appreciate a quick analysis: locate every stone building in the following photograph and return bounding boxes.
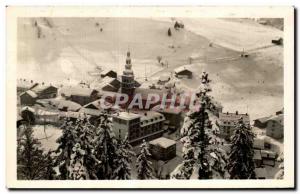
[112,111,165,145]
[217,111,250,140]
[149,137,176,161]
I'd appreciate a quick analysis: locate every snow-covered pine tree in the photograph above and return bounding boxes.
[43,151,57,180]
[112,136,135,180]
[93,114,119,179]
[55,118,79,179]
[17,126,48,180]
[69,143,88,180]
[275,152,284,179]
[136,140,154,180]
[172,71,227,179]
[227,117,256,179]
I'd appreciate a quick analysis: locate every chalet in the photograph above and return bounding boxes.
[217,111,250,140]
[60,87,99,106]
[17,79,38,93]
[31,84,58,99]
[261,150,276,167]
[100,70,117,79]
[276,108,284,115]
[157,75,171,85]
[97,77,120,92]
[149,137,176,161]
[174,66,193,79]
[20,106,35,124]
[253,116,270,128]
[266,114,283,139]
[20,90,38,105]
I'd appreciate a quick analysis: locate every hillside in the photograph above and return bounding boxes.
[17,17,283,119]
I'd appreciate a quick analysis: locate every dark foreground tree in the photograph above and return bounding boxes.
[17,126,50,180]
[136,140,154,180]
[112,136,135,180]
[227,117,256,179]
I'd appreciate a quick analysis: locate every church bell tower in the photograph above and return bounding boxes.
[121,51,135,96]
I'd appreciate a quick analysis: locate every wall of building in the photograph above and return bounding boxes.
[266,120,283,139]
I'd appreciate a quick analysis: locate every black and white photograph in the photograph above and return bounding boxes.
[6,6,295,189]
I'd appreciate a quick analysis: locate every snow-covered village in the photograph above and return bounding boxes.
[16,17,284,180]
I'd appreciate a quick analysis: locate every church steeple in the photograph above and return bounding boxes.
[121,50,135,96]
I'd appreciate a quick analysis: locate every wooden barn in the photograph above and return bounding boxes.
[60,87,100,106]
[31,84,58,99]
[100,70,117,78]
[174,66,193,79]
[20,90,37,106]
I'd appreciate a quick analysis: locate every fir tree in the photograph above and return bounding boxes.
[17,126,48,180]
[112,136,135,180]
[93,114,119,179]
[136,140,154,180]
[43,151,57,180]
[172,71,227,179]
[227,117,256,179]
[55,118,78,179]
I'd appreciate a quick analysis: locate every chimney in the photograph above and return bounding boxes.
[236,111,238,115]
[226,112,229,115]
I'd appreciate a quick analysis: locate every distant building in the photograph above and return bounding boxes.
[253,116,270,128]
[157,75,171,85]
[20,90,38,106]
[253,137,265,150]
[276,108,284,115]
[60,87,99,106]
[20,106,35,124]
[149,137,176,161]
[97,77,120,92]
[217,111,250,140]
[31,84,58,99]
[174,66,193,79]
[100,70,117,79]
[17,79,37,93]
[112,111,165,145]
[266,114,283,139]
[151,105,182,130]
[261,150,276,167]
[253,150,262,168]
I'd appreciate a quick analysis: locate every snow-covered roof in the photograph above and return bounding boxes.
[79,107,102,116]
[140,111,165,126]
[31,84,57,94]
[151,105,182,115]
[58,100,82,111]
[158,75,171,82]
[21,106,35,113]
[218,112,250,125]
[83,99,112,110]
[267,114,283,125]
[20,90,38,98]
[60,86,96,97]
[174,65,193,74]
[113,111,141,120]
[36,109,59,116]
[254,116,271,123]
[149,137,176,148]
